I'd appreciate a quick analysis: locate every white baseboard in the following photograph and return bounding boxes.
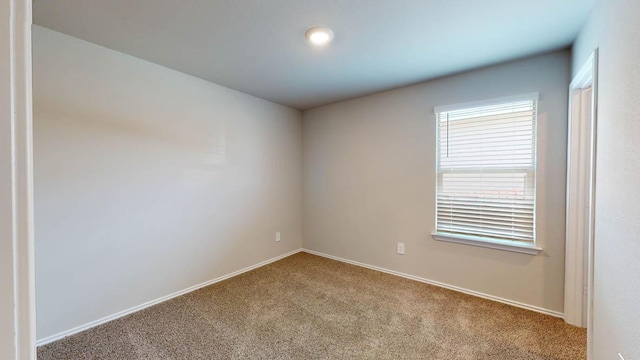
[38,247,563,346]
[36,248,303,347]
[302,248,564,319]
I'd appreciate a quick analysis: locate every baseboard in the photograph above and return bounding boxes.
[38,247,563,346]
[36,248,303,347]
[302,248,564,319]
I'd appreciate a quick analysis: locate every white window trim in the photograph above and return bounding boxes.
[433,93,542,255]
[433,92,539,114]
[431,232,542,255]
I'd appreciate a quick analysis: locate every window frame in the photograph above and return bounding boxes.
[431,93,542,255]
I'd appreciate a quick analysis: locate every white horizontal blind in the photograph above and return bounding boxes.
[435,96,537,243]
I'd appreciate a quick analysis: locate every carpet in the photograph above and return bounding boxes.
[37,252,586,359]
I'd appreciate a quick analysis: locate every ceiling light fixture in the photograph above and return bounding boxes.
[305,27,334,46]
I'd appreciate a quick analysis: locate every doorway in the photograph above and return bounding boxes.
[1,0,36,359]
[564,50,598,359]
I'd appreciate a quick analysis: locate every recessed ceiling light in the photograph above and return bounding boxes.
[305,27,334,46]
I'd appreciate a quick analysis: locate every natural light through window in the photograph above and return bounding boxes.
[432,94,539,253]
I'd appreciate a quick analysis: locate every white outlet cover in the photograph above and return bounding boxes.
[397,242,405,255]
[276,232,281,242]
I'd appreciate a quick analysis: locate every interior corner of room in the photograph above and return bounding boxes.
[2,0,640,359]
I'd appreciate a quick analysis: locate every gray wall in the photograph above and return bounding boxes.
[302,51,570,314]
[572,1,640,358]
[33,26,302,340]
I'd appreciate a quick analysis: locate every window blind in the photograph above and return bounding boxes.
[435,95,537,243]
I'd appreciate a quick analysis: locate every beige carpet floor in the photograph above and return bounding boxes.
[38,252,586,359]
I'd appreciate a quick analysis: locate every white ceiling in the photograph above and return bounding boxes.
[33,0,595,110]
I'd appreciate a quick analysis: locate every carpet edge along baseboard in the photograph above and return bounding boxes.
[37,247,563,346]
[36,248,304,346]
[303,248,564,319]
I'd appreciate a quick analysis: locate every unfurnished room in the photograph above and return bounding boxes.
[1,0,639,359]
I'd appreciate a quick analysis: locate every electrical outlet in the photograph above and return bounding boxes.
[397,242,405,255]
[618,353,624,360]
[275,232,281,242]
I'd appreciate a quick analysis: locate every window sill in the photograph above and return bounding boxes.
[431,232,542,255]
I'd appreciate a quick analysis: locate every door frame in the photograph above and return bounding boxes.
[0,0,36,359]
[564,49,598,359]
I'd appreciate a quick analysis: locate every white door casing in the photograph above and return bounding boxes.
[0,0,36,359]
[564,50,598,360]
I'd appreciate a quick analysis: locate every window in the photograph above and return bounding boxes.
[432,94,541,254]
